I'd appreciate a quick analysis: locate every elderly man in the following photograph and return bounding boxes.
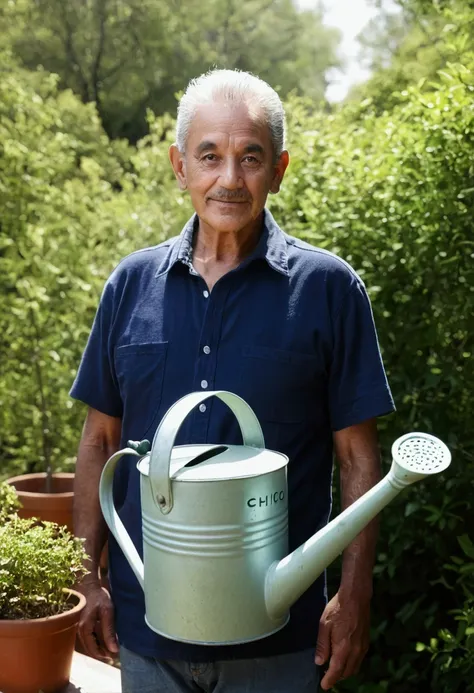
[71,69,394,692]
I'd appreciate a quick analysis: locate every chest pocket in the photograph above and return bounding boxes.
[114,341,168,439]
[240,345,324,424]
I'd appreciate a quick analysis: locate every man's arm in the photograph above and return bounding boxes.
[316,418,381,690]
[73,407,122,661]
[336,417,381,600]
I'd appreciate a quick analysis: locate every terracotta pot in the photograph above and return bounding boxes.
[7,472,75,532]
[0,589,86,693]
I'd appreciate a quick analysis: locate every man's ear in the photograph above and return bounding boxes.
[169,144,187,190]
[269,150,290,194]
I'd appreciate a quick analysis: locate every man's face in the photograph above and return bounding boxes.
[170,101,289,233]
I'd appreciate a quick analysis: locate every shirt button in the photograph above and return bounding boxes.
[203,290,209,298]
[203,345,211,355]
[201,380,208,389]
[199,403,207,413]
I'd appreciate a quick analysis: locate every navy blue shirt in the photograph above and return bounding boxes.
[70,208,394,661]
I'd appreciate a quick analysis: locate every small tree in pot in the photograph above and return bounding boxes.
[0,482,89,693]
[5,308,76,530]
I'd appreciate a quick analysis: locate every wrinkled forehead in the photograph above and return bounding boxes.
[187,100,272,152]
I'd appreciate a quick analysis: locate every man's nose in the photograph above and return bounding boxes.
[219,158,244,189]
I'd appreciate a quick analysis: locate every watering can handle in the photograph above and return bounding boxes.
[149,390,265,515]
[99,448,144,590]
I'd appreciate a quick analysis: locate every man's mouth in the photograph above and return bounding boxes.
[209,198,249,204]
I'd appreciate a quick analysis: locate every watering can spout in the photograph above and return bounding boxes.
[265,432,451,621]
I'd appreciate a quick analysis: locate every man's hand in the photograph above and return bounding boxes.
[77,581,119,662]
[315,591,371,690]
[73,407,122,662]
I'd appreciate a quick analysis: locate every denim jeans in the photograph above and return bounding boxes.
[120,645,321,693]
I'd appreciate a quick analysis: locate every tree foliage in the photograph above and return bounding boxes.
[0,0,340,141]
[0,51,190,478]
[350,0,474,111]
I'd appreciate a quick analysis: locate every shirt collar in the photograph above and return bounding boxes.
[156,208,289,278]
[257,208,289,276]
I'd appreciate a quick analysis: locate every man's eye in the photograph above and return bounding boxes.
[243,156,259,164]
[203,154,217,161]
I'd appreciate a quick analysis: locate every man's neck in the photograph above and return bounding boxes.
[191,213,264,292]
[193,213,264,266]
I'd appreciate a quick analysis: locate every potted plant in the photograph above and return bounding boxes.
[6,310,76,531]
[0,482,88,693]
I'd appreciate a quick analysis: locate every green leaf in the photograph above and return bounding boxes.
[458,535,474,559]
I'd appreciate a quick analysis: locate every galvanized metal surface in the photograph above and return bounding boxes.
[140,464,289,644]
[148,391,267,514]
[138,444,288,482]
[100,391,291,644]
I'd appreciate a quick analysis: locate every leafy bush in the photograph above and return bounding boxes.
[0,53,189,480]
[0,482,21,522]
[417,534,474,692]
[0,51,124,478]
[0,515,88,620]
[270,61,474,693]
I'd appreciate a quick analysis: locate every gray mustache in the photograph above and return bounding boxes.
[211,191,251,202]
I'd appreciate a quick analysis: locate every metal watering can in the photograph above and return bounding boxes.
[99,390,451,645]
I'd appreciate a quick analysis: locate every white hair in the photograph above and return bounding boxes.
[176,69,286,159]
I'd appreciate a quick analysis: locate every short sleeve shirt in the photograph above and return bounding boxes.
[70,208,395,661]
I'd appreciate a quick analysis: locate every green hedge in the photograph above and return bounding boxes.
[271,70,474,692]
[0,50,473,691]
[0,53,191,478]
